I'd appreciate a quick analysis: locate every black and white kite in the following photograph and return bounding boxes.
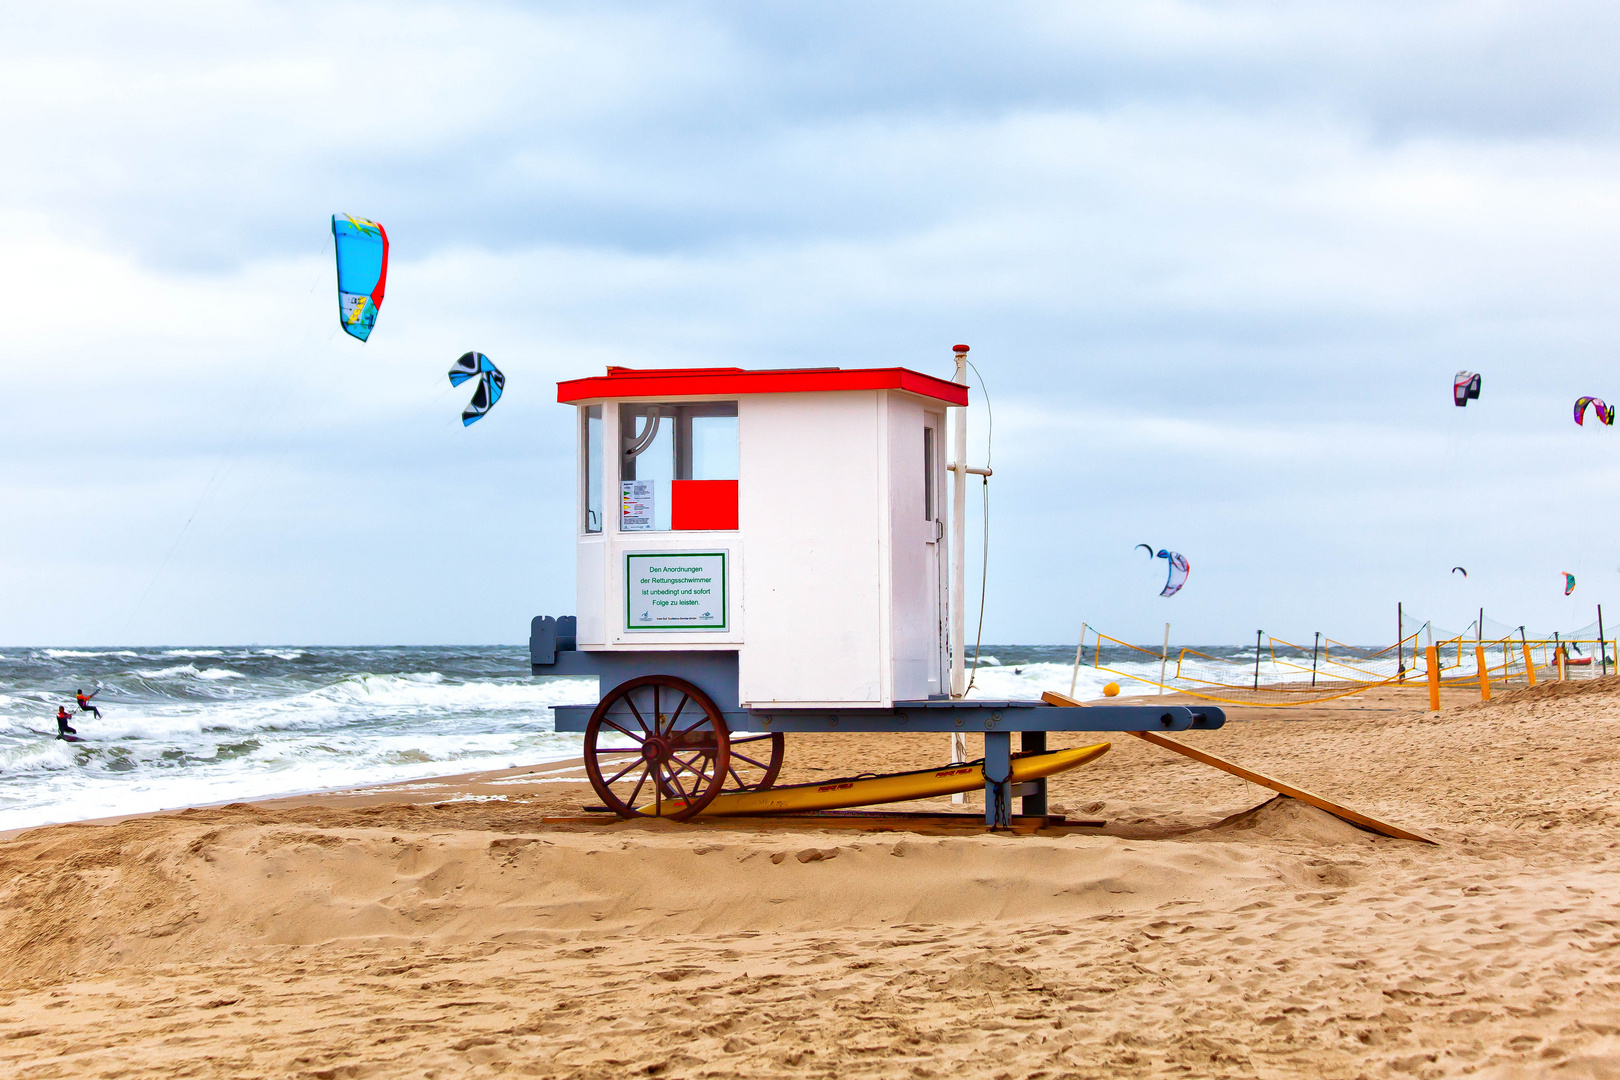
[1454,371,1481,407]
[449,352,505,426]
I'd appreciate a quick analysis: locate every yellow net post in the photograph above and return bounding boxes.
[1426,645,1440,711]
[1474,645,1491,702]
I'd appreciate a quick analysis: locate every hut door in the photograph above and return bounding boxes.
[924,418,946,696]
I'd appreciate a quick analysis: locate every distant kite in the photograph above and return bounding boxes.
[449,352,505,426]
[1157,549,1189,597]
[1454,371,1481,407]
[1452,567,1467,577]
[1574,397,1614,426]
[1564,572,1577,596]
[332,214,389,342]
[1135,544,1154,557]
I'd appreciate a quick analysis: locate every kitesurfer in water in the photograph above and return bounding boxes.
[55,705,77,739]
[75,688,101,719]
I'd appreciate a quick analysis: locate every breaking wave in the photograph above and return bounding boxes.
[0,646,599,832]
[43,649,138,658]
[135,664,247,680]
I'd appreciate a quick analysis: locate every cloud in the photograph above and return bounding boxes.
[2,0,1619,644]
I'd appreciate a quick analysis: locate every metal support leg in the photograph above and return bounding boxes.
[949,731,968,804]
[1019,730,1047,817]
[984,730,1012,829]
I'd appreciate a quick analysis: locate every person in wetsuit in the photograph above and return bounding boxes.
[75,688,101,719]
[55,705,77,738]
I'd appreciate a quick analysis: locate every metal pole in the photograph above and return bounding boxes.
[1397,602,1404,682]
[1069,622,1088,698]
[1600,605,1608,676]
[1158,623,1170,695]
[1311,631,1320,687]
[1019,729,1047,818]
[948,345,969,792]
[1476,608,1483,680]
[1253,630,1262,690]
[949,345,968,700]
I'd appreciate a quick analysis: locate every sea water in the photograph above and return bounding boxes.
[0,644,1273,832]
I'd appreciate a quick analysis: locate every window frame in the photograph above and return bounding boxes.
[581,404,602,534]
[619,401,738,483]
[923,425,936,522]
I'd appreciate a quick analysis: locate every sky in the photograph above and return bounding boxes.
[4,0,1620,648]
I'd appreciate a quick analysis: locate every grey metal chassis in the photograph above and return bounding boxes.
[529,616,1225,827]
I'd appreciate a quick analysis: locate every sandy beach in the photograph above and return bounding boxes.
[3,680,1618,1078]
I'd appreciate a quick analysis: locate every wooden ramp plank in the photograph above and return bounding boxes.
[1040,690,1435,844]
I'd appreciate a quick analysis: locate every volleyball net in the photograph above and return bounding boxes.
[1076,615,1613,707]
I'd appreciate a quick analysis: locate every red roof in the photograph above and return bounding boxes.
[557,365,968,406]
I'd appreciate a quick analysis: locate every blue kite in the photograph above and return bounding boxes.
[331,214,388,341]
[449,352,505,426]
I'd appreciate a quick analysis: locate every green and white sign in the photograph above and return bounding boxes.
[626,551,728,631]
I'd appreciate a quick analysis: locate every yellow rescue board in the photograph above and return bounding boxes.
[671,743,1110,817]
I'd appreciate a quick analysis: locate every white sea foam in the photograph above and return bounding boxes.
[963,658,1168,701]
[135,664,246,680]
[43,649,138,658]
[257,649,304,660]
[313,672,579,708]
[0,738,587,832]
[0,740,84,774]
[163,649,223,657]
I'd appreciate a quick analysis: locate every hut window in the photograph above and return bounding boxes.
[923,426,936,521]
[620,402,738,531]
[582,405,602,534]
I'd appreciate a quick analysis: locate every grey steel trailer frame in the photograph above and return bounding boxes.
[530,616,1226,827]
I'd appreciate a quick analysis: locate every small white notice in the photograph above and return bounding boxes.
[626,552,727,631]
[621,480,654,531]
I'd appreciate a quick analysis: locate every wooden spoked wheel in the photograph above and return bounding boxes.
[720,732,785,795]
[583,675,730,820]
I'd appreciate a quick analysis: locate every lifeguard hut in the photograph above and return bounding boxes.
[531,348,1223,826]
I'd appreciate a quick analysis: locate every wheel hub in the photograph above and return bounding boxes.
[641,735,672,763]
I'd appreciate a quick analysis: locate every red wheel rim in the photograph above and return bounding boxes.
[583,675,730,820]
[719,732,784,794]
